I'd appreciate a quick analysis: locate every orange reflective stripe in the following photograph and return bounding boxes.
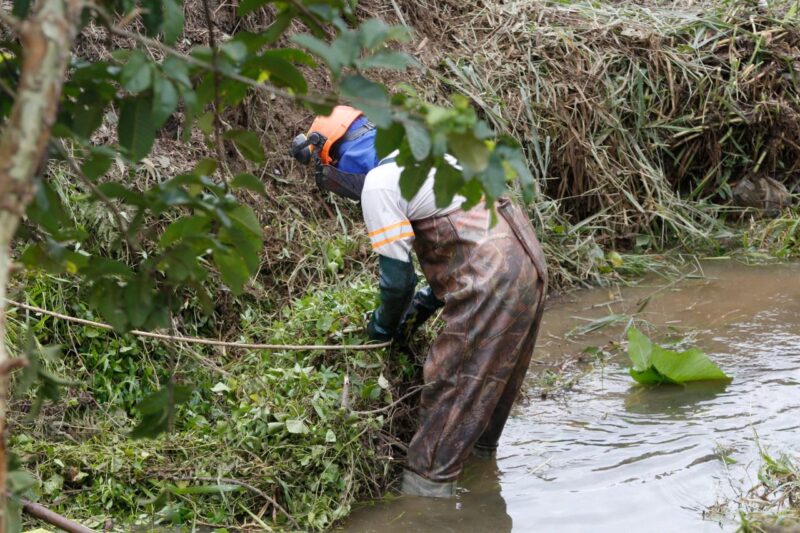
[367,220,411,238]
[371,231,415,249]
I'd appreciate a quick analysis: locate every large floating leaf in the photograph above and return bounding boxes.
[626,327,731,385]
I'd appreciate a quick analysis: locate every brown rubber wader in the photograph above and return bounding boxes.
[406,197,548,483]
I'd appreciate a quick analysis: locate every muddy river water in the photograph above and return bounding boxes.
[345,260,800,532]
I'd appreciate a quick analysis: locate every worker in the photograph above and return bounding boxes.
[291,106,548,498]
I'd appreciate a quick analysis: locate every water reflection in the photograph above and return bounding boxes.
[345,458,512,533]
[623,381,731,415]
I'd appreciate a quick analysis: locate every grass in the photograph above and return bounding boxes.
[738,447,800,532]
[402,0,800,285]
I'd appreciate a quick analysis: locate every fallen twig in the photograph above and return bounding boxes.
[18,496,96,533]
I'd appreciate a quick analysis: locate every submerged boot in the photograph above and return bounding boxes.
[471,443,497,459]
[401,470,456,498]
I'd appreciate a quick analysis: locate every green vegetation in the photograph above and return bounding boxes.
[426,0,800,286]
[738,448,800,532]
[626,327,730,385]
[1,0,798,530]
[10,269,409,531]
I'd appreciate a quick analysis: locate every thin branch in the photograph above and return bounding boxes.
[201,0,232,187]
[17,496,95,533]
[5,299,393,351]
[389,0,409,27]
[287,0,332,38]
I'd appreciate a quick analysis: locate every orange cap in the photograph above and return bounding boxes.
[307,105,364,165]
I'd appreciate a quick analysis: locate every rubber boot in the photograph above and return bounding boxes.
[471,443,497,459]
[401,470,456,498]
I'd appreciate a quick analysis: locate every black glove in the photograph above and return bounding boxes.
[394,286,444,345]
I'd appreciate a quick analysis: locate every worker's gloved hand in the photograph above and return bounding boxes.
[394,286,444,345]
[366,309,394,342]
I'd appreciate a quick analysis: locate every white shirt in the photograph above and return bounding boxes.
[361,156,465,262]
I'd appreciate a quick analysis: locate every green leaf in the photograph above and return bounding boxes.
[627,327,652,371]
[357,51,413,70]
[163,56,192,89]
[220,226,261,274]
[448,132,489,173]
[140,0,163,37]
[630,366,673,385]
[260,48,316,66]
[357,19,411,49]
[399,162,431,201]
[626,327,731,385]
[96,182,147,206]
[257,51,308,94]
[238,0,269,16]
[433,160,465,208]
[43,473,64,496]
[262,8,295,43]
[403,119,431,161]
[480,151,507,199]
[124,276,154,329]
[83,257,133,278]
[12,0,32,19]
[90,280,128,331]
[286,419,309,434]
[152,76,179,128]
[118,95,156,162]
[501,145,536,201]
[231,173,266,196]
[70,91,107,139]
[120,51,153,93]
[221,41,248,64]
[375,122,404,159]
[223,129,265,164]
[223,205,263,273]
[650,346,730,383]
[81,146,115,181]
[6,496,22,533]
[228,204,263,237]
[339,75,391,127]
[160,215,211,247]
[358,19,390,49]
[292,33,347,73]
[214,248,251,295]
[131,384,192,439]
[162,0,184,45]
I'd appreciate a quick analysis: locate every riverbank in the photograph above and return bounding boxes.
[8,0,800,530]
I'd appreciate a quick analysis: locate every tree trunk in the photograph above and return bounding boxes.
[0,0,82,528]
